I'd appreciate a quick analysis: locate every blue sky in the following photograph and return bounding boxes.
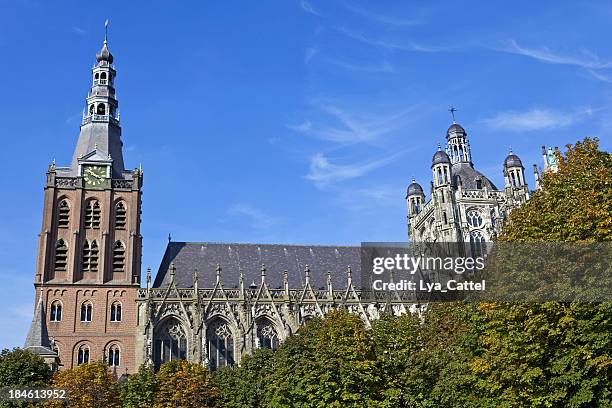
[0,0,611,348]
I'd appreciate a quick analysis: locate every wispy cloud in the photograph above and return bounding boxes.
[228,204,281,230]
[481,107,594,131]
[343,3,422,27]
[300,0,320,16]
[501,40,612,70]
[305,47,318,64]
[337,26,443,53]
[71,26,87,36]
[305,152,403,187]
[288,103,417,143]
[325,58,397,73]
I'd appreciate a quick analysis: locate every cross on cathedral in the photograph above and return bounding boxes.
[449,106,458,123]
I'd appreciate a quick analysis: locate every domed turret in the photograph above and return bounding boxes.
[446,123,466,136]
[407,179,424,197]
[431,146,451,167]
[96,41,114,64]
[504,152,523,168]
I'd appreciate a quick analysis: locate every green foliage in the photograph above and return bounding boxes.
[501,138,612,242]
[0,348,53,408]
[213,348,274,408]
[0,348,52,387]
[263,310,382,407]
[42,360,120,408]
[120,365,157,408]
[153,360,215,408]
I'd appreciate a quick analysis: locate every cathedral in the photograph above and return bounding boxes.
[23,35,551,374]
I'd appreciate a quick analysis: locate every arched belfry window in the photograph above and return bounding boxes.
[58,200,70,228]
[77,345,90,365]
[110,302,122,322]
[80,301,92,322]
[154,318,187,370]
[82,240,99,271]
[256,318,279,351]
[115,202,127,230]
[89,104,94,115]
[50,301,62,322]
[108,344,120,367]
[54,240,68,271]
[100,72,107,80]
[113,241,125,272]
[84,200,101,229]
[96,103,106,115]
[207,319,234,371]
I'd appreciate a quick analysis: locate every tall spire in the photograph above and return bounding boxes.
[70,22,125,178]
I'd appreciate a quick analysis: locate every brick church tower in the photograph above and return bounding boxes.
[27,31,142,374]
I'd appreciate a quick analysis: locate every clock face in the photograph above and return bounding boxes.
[83,165,107,188]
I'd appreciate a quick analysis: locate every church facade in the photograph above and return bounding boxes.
[24,36,546,374]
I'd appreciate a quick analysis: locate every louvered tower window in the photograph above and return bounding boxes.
[58,200,70,228]
[82,240,99,271]
[84,200,101,229]
[113,241,125,272]
[115,202,126,230]
[55,240,68,270]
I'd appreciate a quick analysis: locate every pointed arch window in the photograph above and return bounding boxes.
[50,301,62,322]
[470,230,486,257]
[207,319,234,371]
[113,241,125,272]
[154,319,187,370]
[58,200,70,228]
[82,240,99,271]
[80,301,92,322]
[110,302,122,322]
[84,200,101,229]
[108,344,120,367]
[467,210,483,228]
[77,345,90,365]
[55,240,68,271]
[114,202,127,230]
[256,318,279,351]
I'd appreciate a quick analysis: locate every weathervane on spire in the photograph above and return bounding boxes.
[448,106,457,124]
[104,19,109,44]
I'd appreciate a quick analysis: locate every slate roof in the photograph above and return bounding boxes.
[154,242,362,290]
[452,163,498,190]
[24,294,56,357]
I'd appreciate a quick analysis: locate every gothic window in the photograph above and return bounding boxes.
[108,345,120,367]
[110,302,122,322]
[154,319,187,370]
[58,200,70,228]
[77,345,90,365]
[467,210,483,228]
[113,241,125,272]
[80,302,92,322]
[207,319,234,371]
[470,230,486,257]
[82,240,99,271]
[55,240,68,271]
[96,103,106,115]
[50,301,62,322]
[443,211,448,225]
[114,202,127,230]
[256,319,279,350]
[476,179,483,189]
[84,200,101,229]
[440,191,445,203]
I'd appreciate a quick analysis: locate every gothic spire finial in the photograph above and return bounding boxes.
[216,264,221,283]
[261,264,267,280]
[304,264,311,284]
